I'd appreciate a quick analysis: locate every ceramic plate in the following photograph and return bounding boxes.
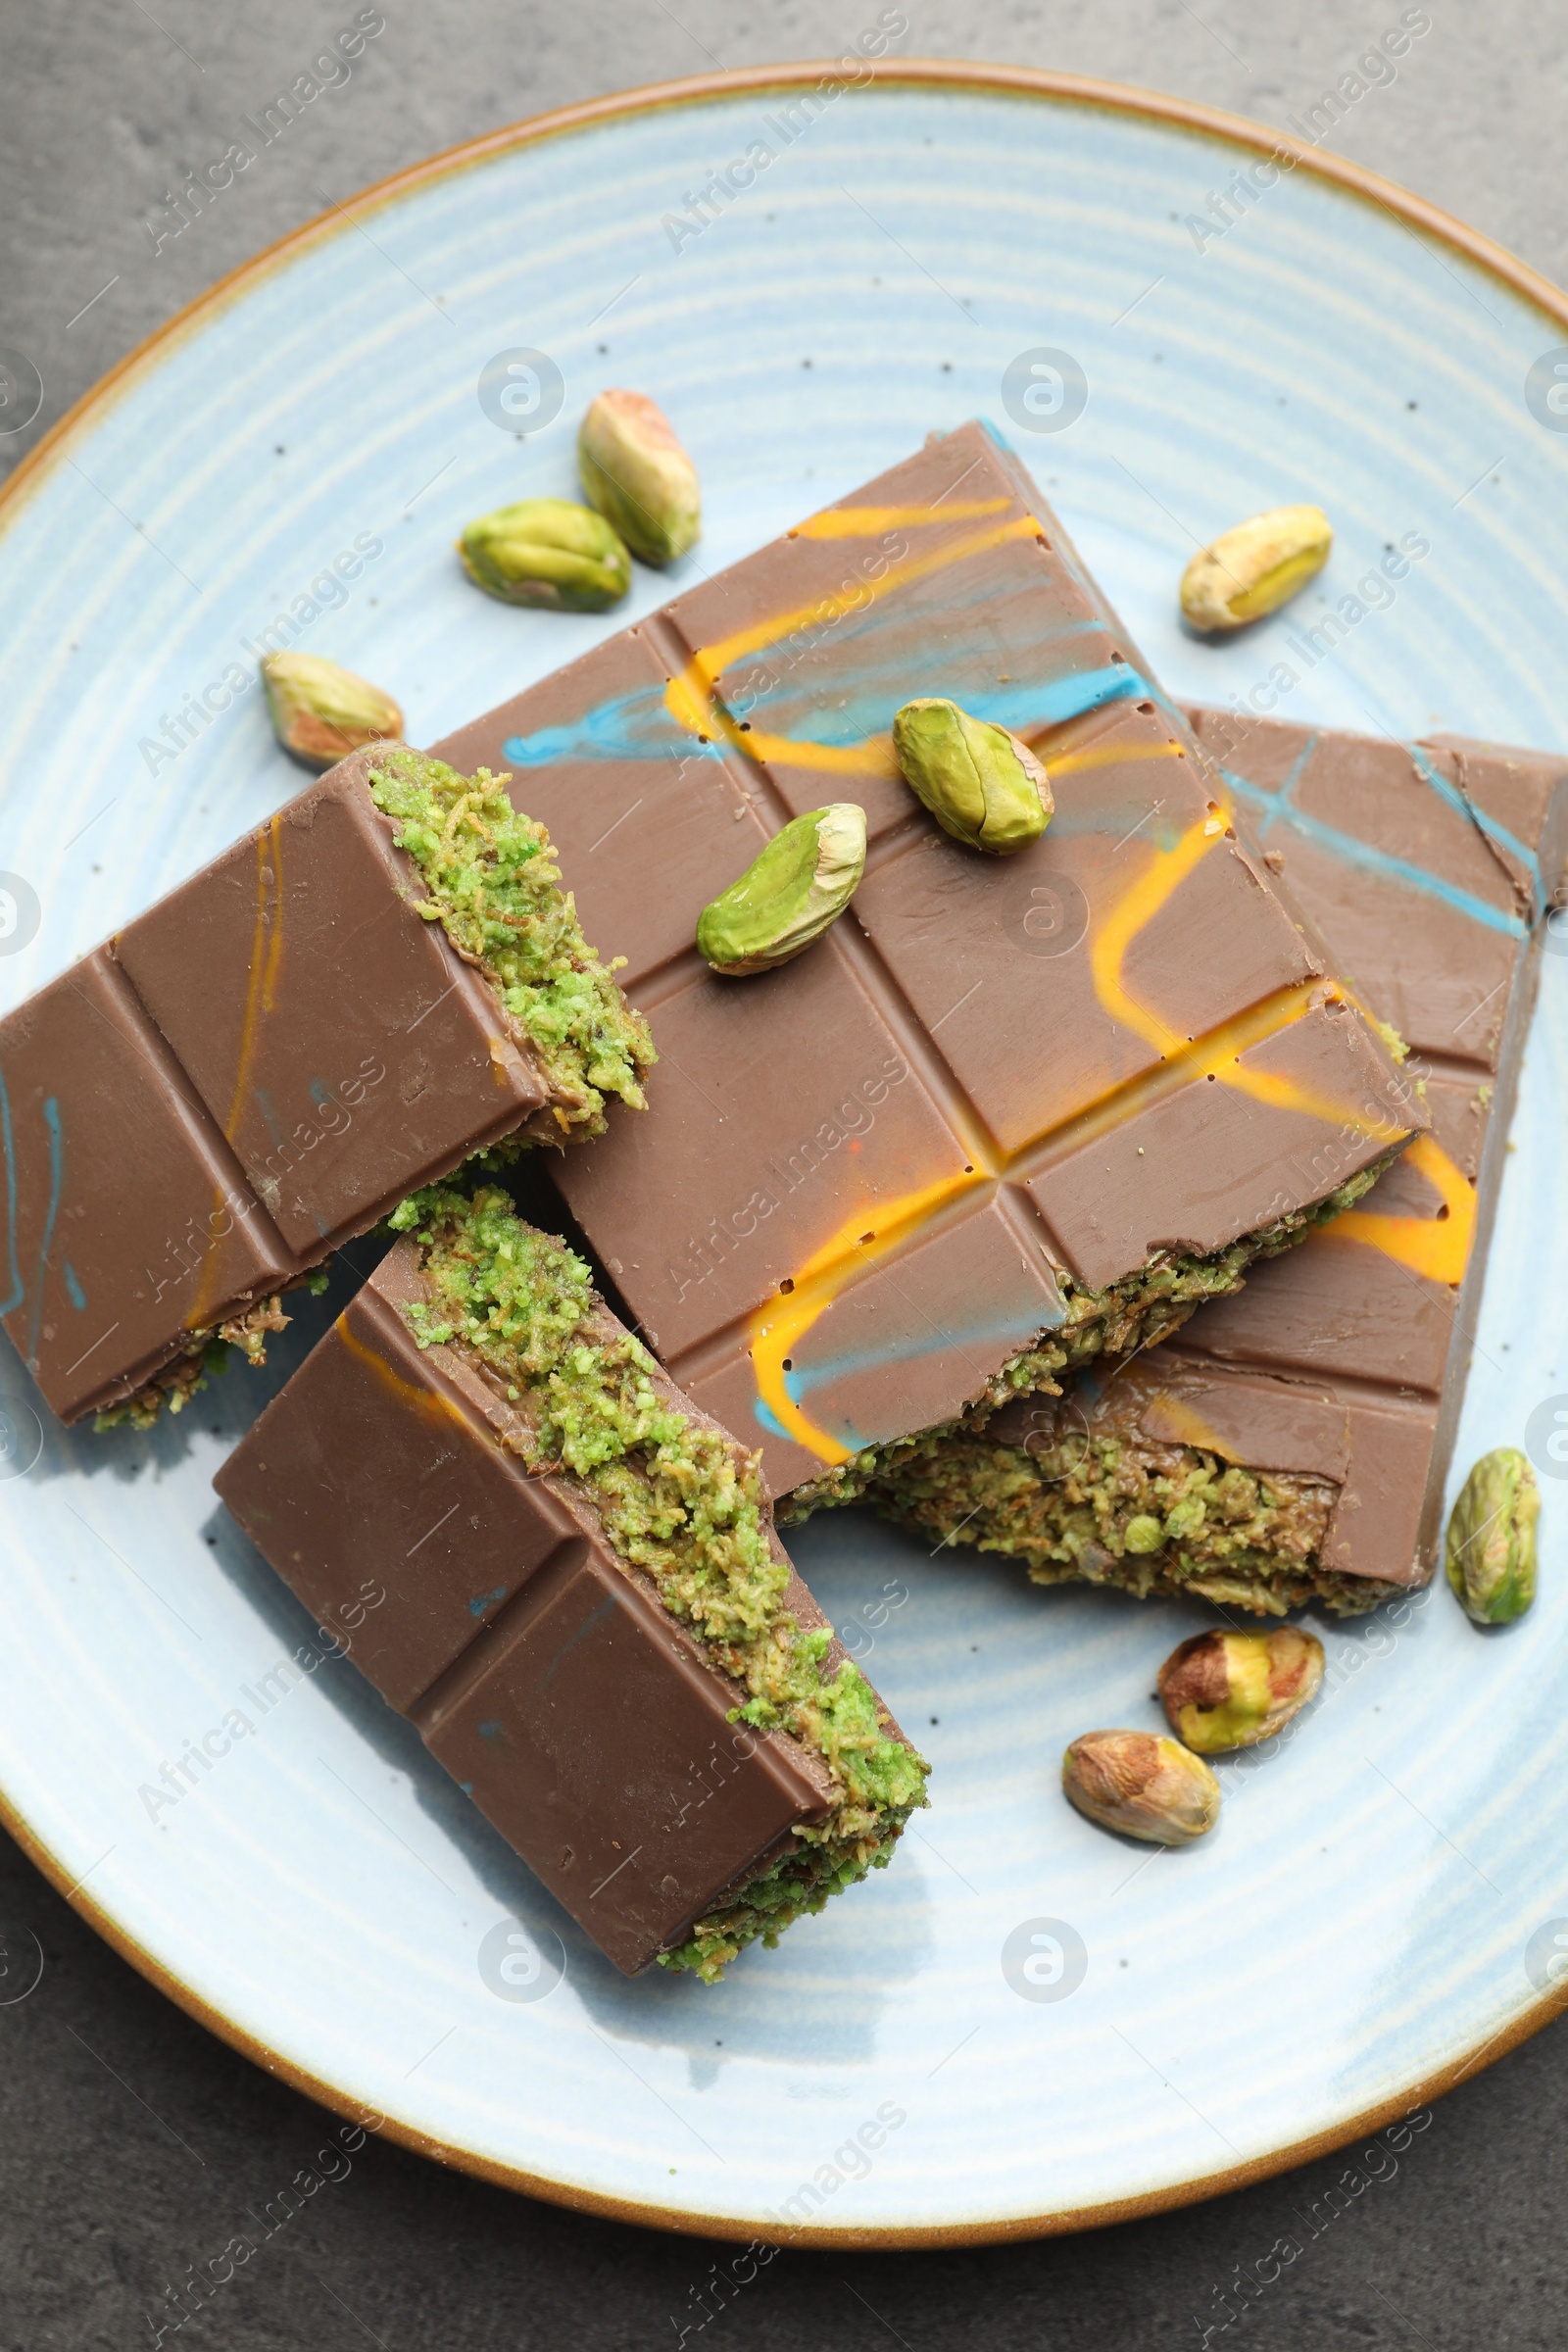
[3,66,1568,2245]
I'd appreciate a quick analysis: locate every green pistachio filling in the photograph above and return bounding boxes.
[94,754,650,1435]
[367,748,655,1143]
[92,1278,327,1432]
[869,1424,1401,1618]
[783,1152,1400,1518]
[387,1184,929,1980]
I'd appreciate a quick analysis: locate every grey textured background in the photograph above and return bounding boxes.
[2,4,1566,2346]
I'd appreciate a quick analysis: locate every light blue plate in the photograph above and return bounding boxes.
[3,67,1568,2244]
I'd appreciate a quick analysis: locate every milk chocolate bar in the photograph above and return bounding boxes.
[434,423,1422,1505]
[215,1186,927,1979]
[873,711,1568,1611]
[0,748,651,1426]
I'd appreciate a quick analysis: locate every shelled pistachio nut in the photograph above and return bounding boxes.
[578,389,701,566]
[1062,1731,1219,1844]
[891,698,1052,854]
[260,653,403,768]
[1446,1446,1539,1624]
[1180,504,1333,632]
[696,804,867,975]
[1157,1627,1324,1753]
[458,498,631,610]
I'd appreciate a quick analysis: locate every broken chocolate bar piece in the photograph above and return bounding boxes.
[872,710,1568,1612]
[0,748,651,1427]
[433,423,1423,1504]
[214,1187,926,1979]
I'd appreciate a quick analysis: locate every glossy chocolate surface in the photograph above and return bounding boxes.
[215,1241,888,1977]
[0,750,561,1422]
[435,424,1418,1495]
[985,710,1568,1588]
[0,948,296,1420]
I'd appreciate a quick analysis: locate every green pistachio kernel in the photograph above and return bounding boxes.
[578,389,701,566]
[891,697,1053,855]
[1158,1627,1324,1753]
[458,498,631,611]
[260,652,403,769]
[1446,1446,1539,1624]
[1180,505,1333,632]
[1123,1513,1165,1554]
[1163,1494,1208,1542]
[696,804,867,976]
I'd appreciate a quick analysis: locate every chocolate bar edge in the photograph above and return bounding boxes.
[0,745,652,1425]
[864,710,1568,1608]
[215,1195,927,1979]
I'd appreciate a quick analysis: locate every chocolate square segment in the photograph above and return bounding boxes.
[436,423,1422,1494]
[217,1278,579,1711]
[115,754,550,1252]
[686,1192,1064,1496]
[420,1544,823,1976]
[0,746,600,1424]
[216,1243,841,1976]
[0,949,295,1421]
[995,712,1568,1593]
[555,935,967,1362]
[1188,711,1562,1066]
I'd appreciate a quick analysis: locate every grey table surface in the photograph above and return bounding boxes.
[1,2,1565,2345]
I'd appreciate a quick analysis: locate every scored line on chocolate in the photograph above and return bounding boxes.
[62,955,297,1388]
[405,1535,596,1736]
[590,600,1409,1422]
[434,425,1427,1482]
[894,705,1568,1600]
[638,591,1007,1165]
[638,691,1374,1172]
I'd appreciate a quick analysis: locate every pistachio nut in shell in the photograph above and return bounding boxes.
[458,498,631,611]
[1180,504,1333,632]
[696,804,867,976]
[1157,1627,1324,1754]
[1061,1731,1219,1845]
[1446,1446,1539,1624]
[578,389,701,566]
[260,652,403,768]
[891,697,1053,855]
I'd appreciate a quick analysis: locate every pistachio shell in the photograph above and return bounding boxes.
[260,653,403,768]
[459,498,631,611]
[1446,1446,1539,1624]
[578,389,701,565]
[696,805,866,975]
[892,697,1052,855]
[1180,504,1333,632]
[1062,1730,1219,1844]
[1157,1627,1324,1753]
